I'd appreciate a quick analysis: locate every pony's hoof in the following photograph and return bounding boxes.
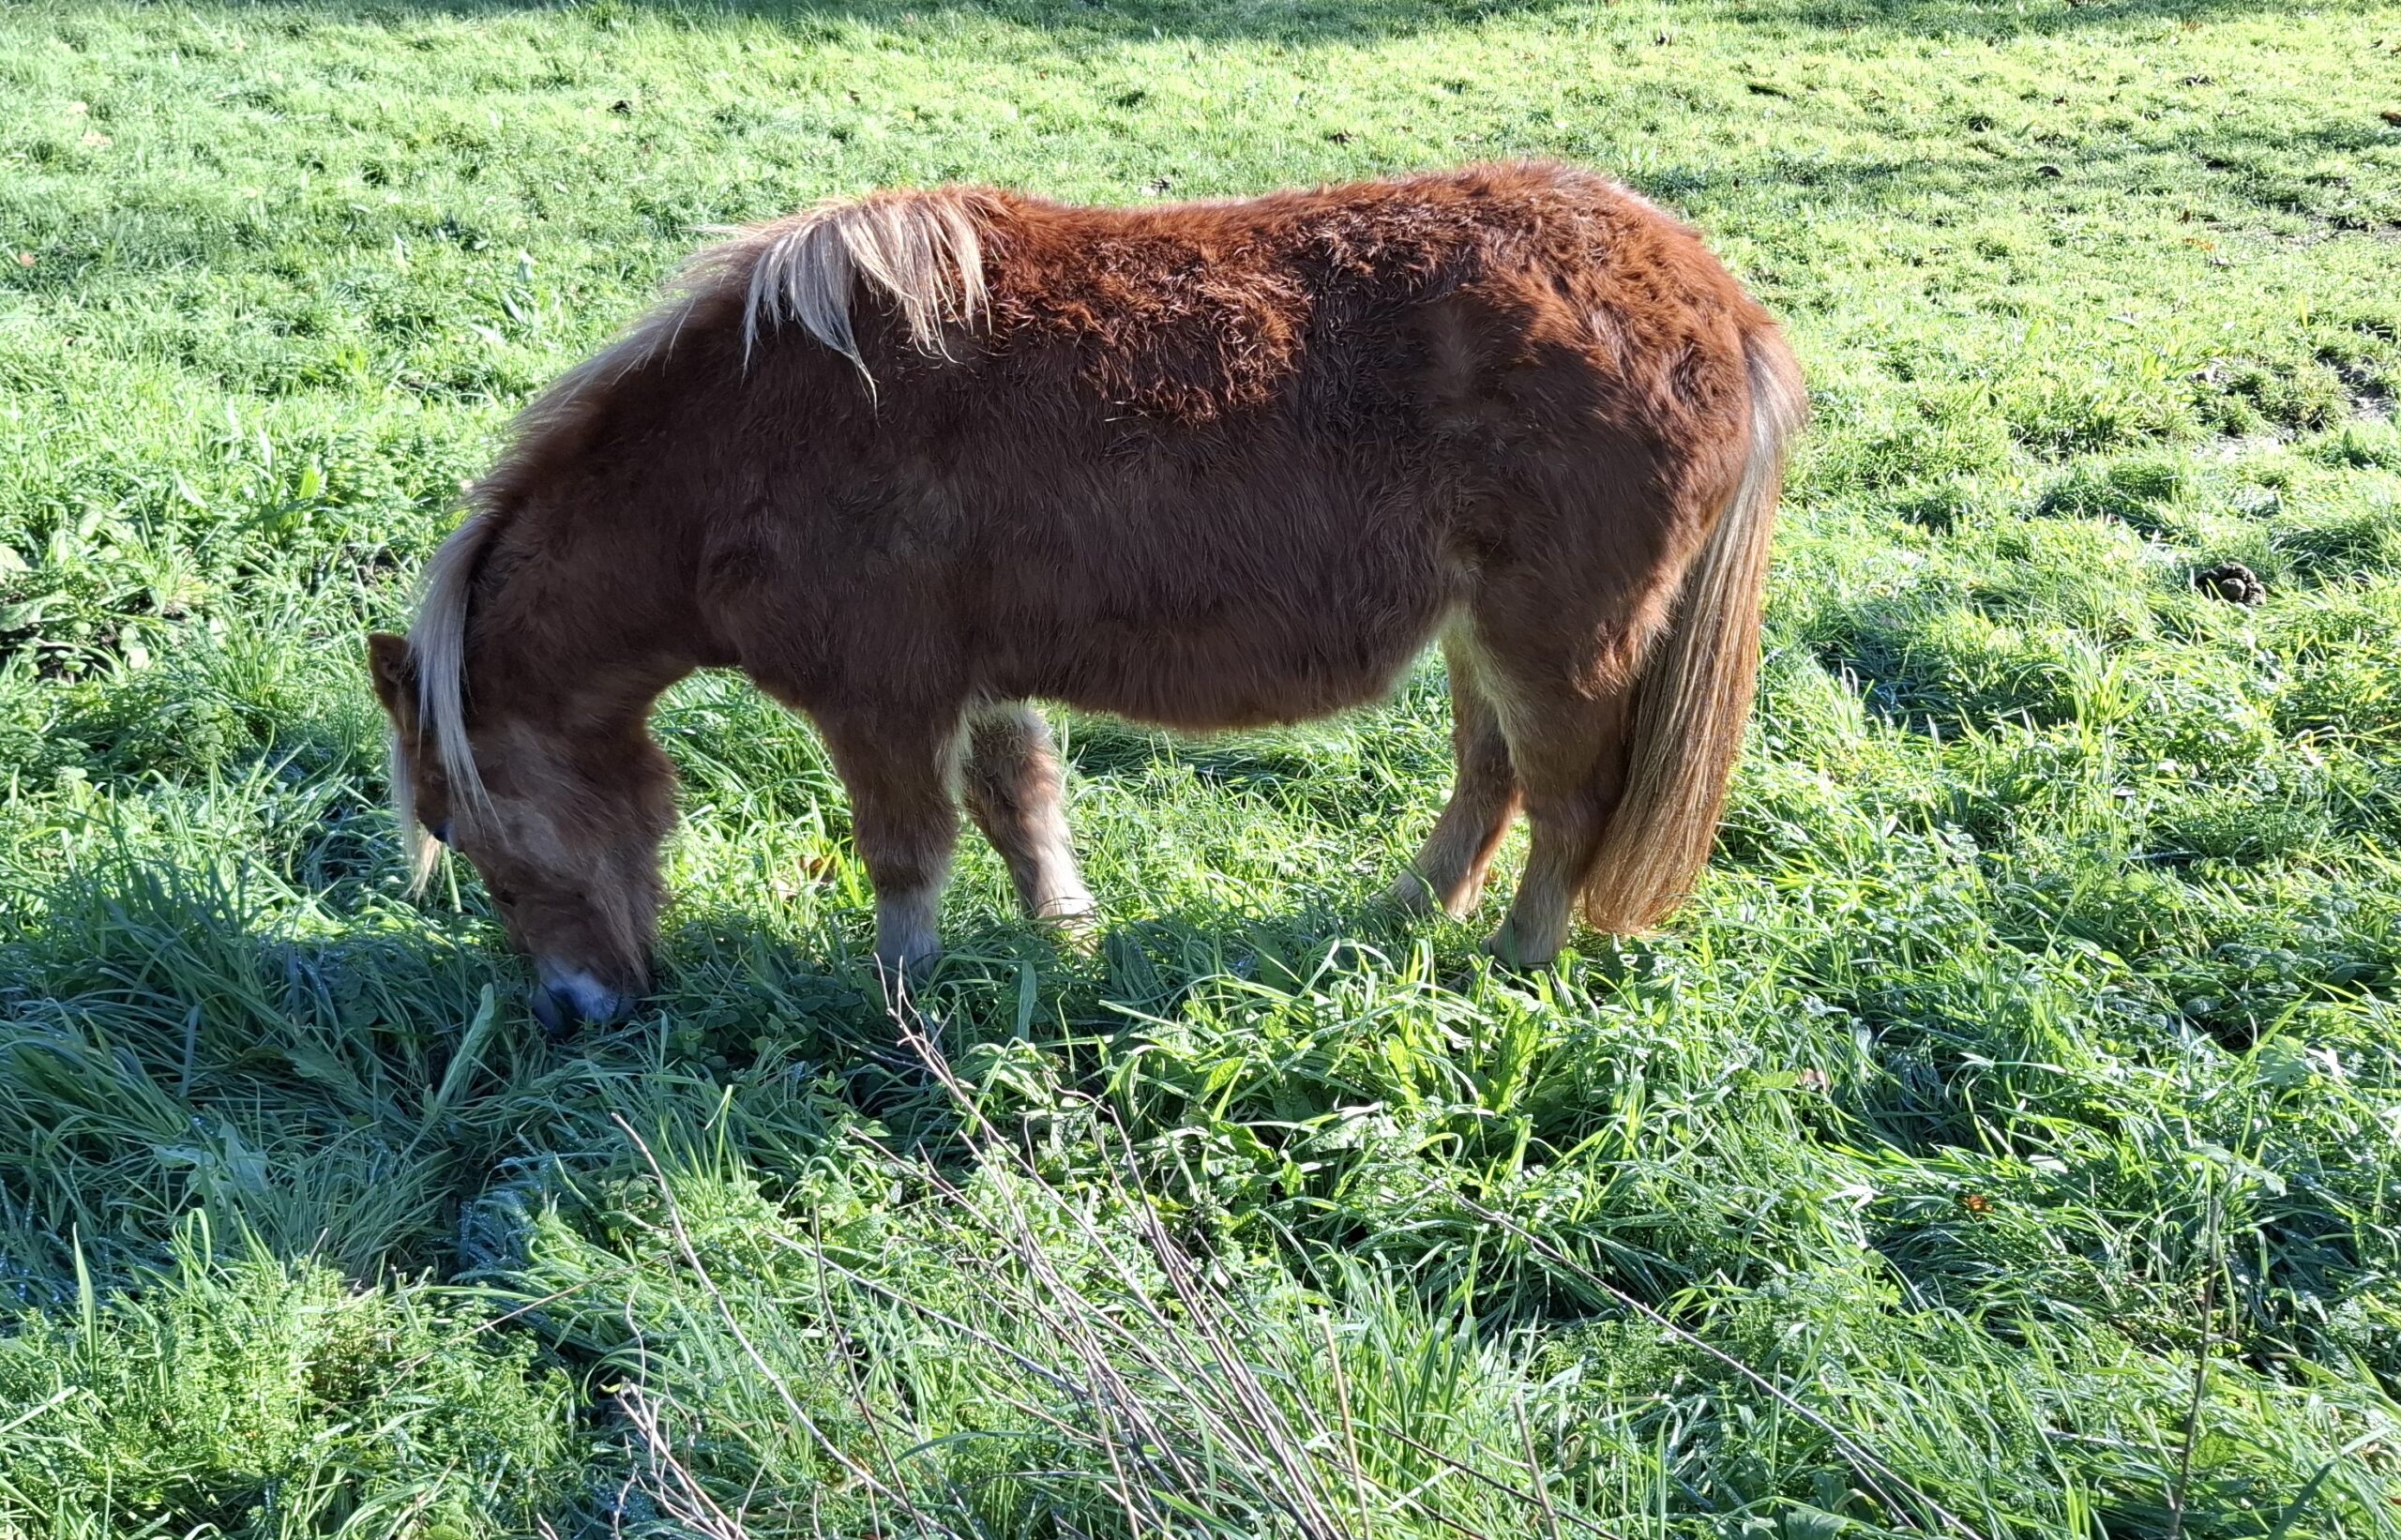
[1036,897,1103,956]
[1482,927,1561,972]
[1382,872,1442,917]
[871,946,943,998]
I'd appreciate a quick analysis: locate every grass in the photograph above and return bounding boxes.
[5,0,2401,1532]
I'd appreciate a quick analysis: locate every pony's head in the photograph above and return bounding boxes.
[369,627,676,1034]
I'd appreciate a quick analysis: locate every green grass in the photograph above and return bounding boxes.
[6,0,2401,1532]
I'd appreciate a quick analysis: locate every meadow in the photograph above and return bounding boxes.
[5,0,2401,1532]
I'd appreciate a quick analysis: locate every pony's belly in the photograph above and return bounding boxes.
[1000,589,1448,732]
[1059,653,1414,732]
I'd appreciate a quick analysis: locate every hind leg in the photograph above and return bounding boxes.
[1390,636,1520,917]
[1464,627,1640,969]
[1490,749,1627,964]
[963,703,1096,929]
[813,711,965,980]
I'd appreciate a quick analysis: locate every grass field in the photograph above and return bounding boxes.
[6,0,2401,1533]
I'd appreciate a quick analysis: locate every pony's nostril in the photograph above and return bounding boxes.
[430,821,453,846]
[529,984,572,1037]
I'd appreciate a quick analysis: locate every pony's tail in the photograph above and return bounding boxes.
[1580,328,1805,932]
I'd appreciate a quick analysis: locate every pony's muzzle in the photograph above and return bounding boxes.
[530,961,636,1034]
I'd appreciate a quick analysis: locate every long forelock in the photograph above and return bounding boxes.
[406,510,496,824]
[387,727,442,894]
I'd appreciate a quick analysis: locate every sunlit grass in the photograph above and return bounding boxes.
[4,0,2401,1533]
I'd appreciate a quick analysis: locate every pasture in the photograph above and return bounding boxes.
[4,0,2401,1533]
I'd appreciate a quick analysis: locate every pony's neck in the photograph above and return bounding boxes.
[457,514,715,749]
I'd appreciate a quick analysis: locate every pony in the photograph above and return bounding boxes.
[368,161,1805,1032]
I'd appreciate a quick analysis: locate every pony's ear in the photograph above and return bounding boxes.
[367,632,417,726]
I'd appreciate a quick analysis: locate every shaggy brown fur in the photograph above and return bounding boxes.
[369,161,1805,1028]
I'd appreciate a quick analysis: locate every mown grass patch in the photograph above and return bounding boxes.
[6,0,2401,1533]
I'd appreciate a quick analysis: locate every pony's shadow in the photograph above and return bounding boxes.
[656,875,1456,1055]
[0,674,1552,1307]
[0,852,974,1298]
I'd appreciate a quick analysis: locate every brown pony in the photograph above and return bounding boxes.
[369,162,1804,1031]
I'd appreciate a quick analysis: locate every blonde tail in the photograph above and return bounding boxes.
[1581,330,1805,931]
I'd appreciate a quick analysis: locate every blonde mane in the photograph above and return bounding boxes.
[392,188,992,885]
[730,189,989,375]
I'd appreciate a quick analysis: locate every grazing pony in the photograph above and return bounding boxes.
[369,162,1804,1031]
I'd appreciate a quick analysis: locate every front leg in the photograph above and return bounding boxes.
[816,711,965,980]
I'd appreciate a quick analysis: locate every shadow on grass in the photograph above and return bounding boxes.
[15,0,2362,45]
[1746,0,2377,38]
[1627,111,2398,248]
[0,835,1442,1298]
[23,0,1561,42]
[0,855,942,1294]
